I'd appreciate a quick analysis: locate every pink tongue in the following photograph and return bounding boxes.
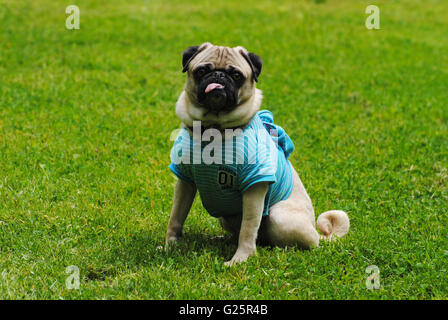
[205,83,224,93]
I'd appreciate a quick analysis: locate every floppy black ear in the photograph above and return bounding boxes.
[240,50,263,82]
[182,45,201,73]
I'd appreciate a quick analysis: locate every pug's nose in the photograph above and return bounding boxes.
[212,71,226,80]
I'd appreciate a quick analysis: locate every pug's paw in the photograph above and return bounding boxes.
[224,249,255,266]
[165,233,181,251]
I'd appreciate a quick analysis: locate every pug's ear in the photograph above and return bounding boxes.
[240,50,263,82]
[182,43,210,73]
[182,46,200,73]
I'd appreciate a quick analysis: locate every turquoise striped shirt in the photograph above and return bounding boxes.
[169,110,294,219]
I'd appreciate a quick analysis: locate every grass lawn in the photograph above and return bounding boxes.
[0,0,447,299]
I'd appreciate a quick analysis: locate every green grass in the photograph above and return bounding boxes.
[0,0,447,299]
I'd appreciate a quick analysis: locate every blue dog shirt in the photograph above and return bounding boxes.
[169,110,294,218]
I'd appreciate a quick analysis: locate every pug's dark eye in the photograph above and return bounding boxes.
[232,71,242,81]
[195,67,208,78]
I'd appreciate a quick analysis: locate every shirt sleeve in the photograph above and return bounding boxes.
[169,162,194,184]
[238,132,278,192]
[169,132,194,184]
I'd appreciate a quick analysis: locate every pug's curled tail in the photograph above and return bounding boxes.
[317,210,350,240]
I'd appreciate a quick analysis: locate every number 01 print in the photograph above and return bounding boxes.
[218,171,235,187]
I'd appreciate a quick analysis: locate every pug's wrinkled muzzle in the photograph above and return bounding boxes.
[204,82,227,112]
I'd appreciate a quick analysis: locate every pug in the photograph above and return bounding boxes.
[166,42,349,266]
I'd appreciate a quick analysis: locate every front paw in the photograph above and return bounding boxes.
[224,248,255,266]
[165,232,181,250]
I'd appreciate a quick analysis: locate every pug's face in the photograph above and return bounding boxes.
[193,61,242,114]
[176,43,263,129]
